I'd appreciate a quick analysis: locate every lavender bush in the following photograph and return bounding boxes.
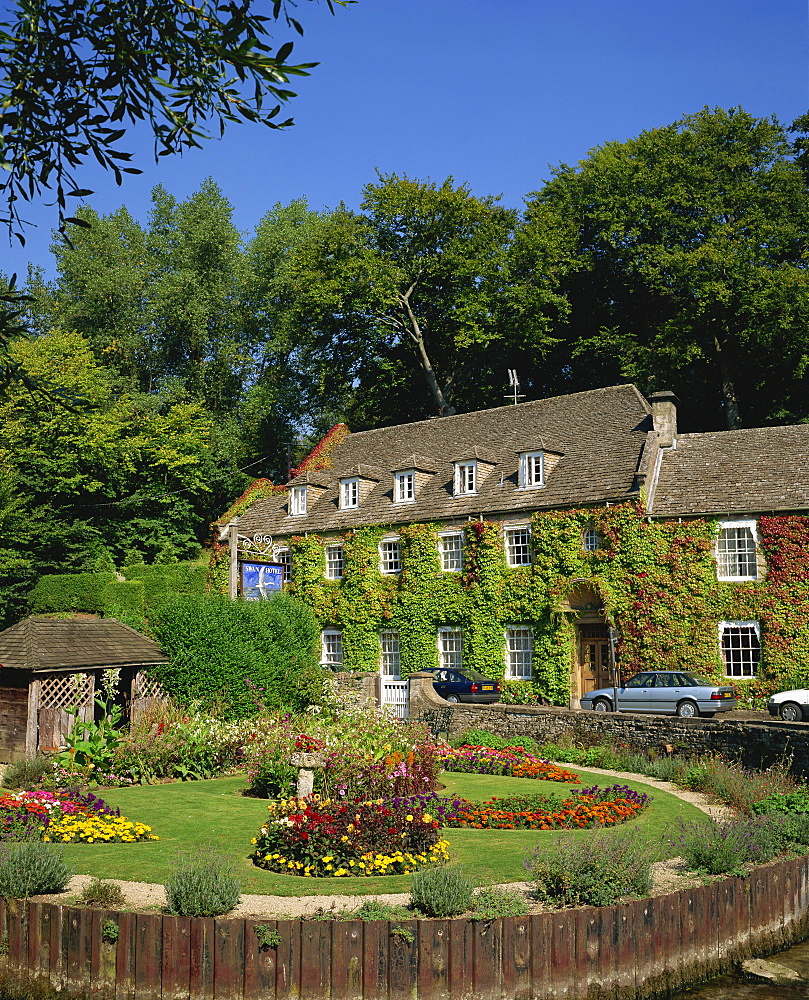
[670,816,787,874]
[525,828,657,907]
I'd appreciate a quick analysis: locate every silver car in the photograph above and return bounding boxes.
[580,671,737,718]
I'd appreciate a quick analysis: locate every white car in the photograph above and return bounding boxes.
[767,690,809,722]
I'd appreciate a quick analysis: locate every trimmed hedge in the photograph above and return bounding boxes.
[122,563,207,610]
[30,573,145,617]
[147,592,323,719]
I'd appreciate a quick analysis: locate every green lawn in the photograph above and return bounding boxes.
[57,770,707,897]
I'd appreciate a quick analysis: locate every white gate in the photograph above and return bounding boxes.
[381,679,409,719]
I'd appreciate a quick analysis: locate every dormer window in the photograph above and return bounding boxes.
[454,461,477,496]
[290,486,307,516]
[394,470,415,503]
[519,451,545,489]
[340,478,359,509]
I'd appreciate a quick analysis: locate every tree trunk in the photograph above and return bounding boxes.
[714,326,742,430]
[399,285,455,416]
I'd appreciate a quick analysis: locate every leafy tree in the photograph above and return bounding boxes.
[526,107,809,430]
[0,327,222,624]
[267,173,564,422]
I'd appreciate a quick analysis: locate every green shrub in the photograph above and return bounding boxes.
[450,729,506,750]
[0,843,72,898]
[410,865,475,918]
[2,756,53,790]
[472,885,529,919]
[352,900,413,921]
[148,592,323,718]
[77,878,126,908]
[164,851,242,917]
[504,736,540,756]
[525,829,656,908]
[122,563,207,612]
[752,791,809,816]
[30,572,116,614]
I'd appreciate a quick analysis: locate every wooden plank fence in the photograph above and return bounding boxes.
[1,855,808,1000]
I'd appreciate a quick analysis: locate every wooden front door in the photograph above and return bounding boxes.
[578,624,611,696]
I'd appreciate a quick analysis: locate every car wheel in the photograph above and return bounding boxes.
[593,697,612,713]
[779,702,803,722]
[445,694,460,704]
[676,700,699,718]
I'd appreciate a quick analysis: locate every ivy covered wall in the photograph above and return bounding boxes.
[226,504,809,708]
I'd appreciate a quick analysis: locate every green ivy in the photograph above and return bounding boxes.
[223,505,809,707]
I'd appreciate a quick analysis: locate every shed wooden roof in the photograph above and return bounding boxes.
[0,617,169,672]
[237,384,653,536]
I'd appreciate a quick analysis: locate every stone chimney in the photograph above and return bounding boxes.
[649,391,678,448]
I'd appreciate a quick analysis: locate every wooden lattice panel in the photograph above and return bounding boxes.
[39,673,93,709]
[134,673,165,699]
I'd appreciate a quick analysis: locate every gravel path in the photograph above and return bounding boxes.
[36,769,727,918]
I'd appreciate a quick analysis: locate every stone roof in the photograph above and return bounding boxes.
[651,425,809,517]
[0,617,169,672]
[237,384,652,537]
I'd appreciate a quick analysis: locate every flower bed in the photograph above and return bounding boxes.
[442,745,581,783]
[0,789,157,844]
[446,784,650,830]
[251,794,455,877]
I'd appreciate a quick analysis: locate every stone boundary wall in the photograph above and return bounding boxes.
[445,703,809,776]
[1,856,808,1000]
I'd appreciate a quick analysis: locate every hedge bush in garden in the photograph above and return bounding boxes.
[29,572,145,617]
[148,592,323,718]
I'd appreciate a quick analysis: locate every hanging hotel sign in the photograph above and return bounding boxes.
[240,561,284,600]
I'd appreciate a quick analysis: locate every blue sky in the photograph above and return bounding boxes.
[4,0,808,278]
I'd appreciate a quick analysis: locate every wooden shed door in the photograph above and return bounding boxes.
[0,684,29,759]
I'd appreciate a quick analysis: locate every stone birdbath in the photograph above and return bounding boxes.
[289,752,326,798]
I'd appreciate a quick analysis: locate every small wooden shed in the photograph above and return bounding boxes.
[0,615,169,761]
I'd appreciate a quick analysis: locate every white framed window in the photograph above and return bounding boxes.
[719,621,760,677]
[379,629,401,678]
[582,527,601,552]
[505,526,532,567]
[454,461,477,496]
[379,537,401,574]
[340,478,359,509]
[321,629,343,668]
[289,486,307,516]
[519,451,545,489]
[274,547,291,583]
[716,519,758,581]
[505,626,533,679]
[438,531,464,572]
[394,470,415,503]
[437,627,463,671]
[325,544,344,580]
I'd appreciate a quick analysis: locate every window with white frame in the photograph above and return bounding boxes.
[454,461,477,495]
[719,621,760,677]
[394,470,415,503]
[379,630,401,678]
[505,626,533,679]
[289,486,307,516]
[582,527,601,552]
[274,547,291,583]
[321,629,343,668]
[437,627,463,671]
[379,537,401,574]
[438,531,464,572]
[519,451,544,489]
[340,477,359,509]
[716,519,758,581]
[325,544,344,579]
[505,526,532,567]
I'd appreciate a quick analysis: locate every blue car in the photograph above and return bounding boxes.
[422,667,502,704]
[580,671,737,718]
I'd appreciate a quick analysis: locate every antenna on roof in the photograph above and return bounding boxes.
[505,369,525,405]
